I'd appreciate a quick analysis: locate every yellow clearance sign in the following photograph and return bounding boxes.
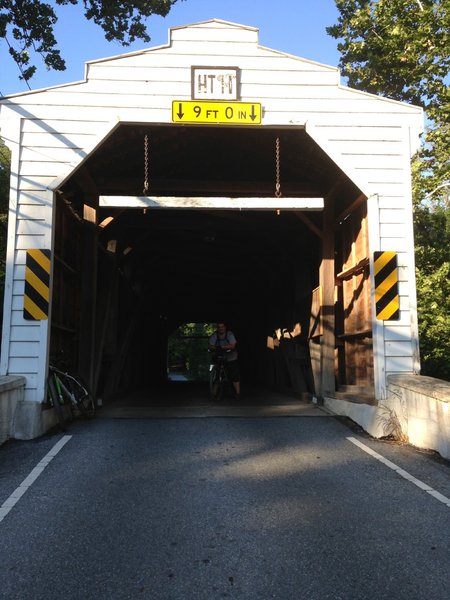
[172,101,261,125]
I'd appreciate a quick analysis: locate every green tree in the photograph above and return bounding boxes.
[0,138,10,329]
[168,322,215,381]
[328,0,450,379]
[0,138,9,210]
[327,0,449,194]
[0,0,180,82]
[413,198,450,379]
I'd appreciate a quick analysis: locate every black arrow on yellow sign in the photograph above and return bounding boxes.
[172,100,261,125]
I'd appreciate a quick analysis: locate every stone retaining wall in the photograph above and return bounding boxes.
[0,376,58,444]
[324,374,450,461]
[0,376,26,444]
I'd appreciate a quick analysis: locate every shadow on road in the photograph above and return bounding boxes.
[98,381,327,418]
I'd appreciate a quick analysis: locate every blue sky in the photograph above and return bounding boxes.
[0,0,342,96]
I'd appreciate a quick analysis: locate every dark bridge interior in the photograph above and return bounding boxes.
[52,123,363,401]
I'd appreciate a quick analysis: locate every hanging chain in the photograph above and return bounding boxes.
[143,134,149,195]
[275,137,282,198]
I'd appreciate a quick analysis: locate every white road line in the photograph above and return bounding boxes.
[347,436,450,508]
[0,435,72,522]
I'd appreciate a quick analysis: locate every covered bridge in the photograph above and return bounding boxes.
[0,20,423,437]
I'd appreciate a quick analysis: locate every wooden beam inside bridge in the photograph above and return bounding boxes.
[99,196,324,210]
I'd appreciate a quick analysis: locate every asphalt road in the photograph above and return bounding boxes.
[0,408,449,599]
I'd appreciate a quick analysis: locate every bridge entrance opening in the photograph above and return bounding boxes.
[167,323,215,382]
[50,123,373,405]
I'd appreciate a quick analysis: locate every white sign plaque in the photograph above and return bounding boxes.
[192,66,240,100]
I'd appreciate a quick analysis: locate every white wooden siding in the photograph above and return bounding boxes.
[379,209,407,223]
[10,325,41,341]
[86,64,339,87]
[9,357,39,372]
[264,112,421,129]
[21,119,111,135]
[378,198,409,209]
[386,356,415,372]
[20,133,94,150]
[18,176,59,191]
[0,19,423,402]
[384,325,414,342]
[10,341,40,356]
[318,125,409,142]
[379,237,411,252]
[20,90,415,115]
[171,21,259,43]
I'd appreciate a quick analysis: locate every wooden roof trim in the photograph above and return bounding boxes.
[335,193,367,226]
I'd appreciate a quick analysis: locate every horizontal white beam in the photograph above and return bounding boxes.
[99,196,324,211]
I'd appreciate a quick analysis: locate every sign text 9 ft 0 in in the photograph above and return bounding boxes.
[172,101,262,125]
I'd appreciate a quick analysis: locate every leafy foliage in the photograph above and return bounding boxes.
[327,1,449,110]
[414,201,450,379]
[0,139,10,329]
[328,1,450,197]
[0,137,10,211]
[415,260,450,379]
[328,0,450,379]
[168,322,216,381]
[414,201,450,275]
[0,0,180,81]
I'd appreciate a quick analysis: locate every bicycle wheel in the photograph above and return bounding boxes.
[48,375,67,431]
[68,376,95,418]
[209,365,222,401]
[77,391,95,418]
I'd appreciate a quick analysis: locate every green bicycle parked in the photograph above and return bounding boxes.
[48,365,95,430]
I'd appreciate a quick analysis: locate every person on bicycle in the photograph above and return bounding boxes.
[208,322,240,399]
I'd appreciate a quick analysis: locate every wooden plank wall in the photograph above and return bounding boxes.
[0,20,423,402]
[336,203,374,387]
[50,196,83,368]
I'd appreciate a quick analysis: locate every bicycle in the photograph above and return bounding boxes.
[47,365,95,430]
[208,348,230,401]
